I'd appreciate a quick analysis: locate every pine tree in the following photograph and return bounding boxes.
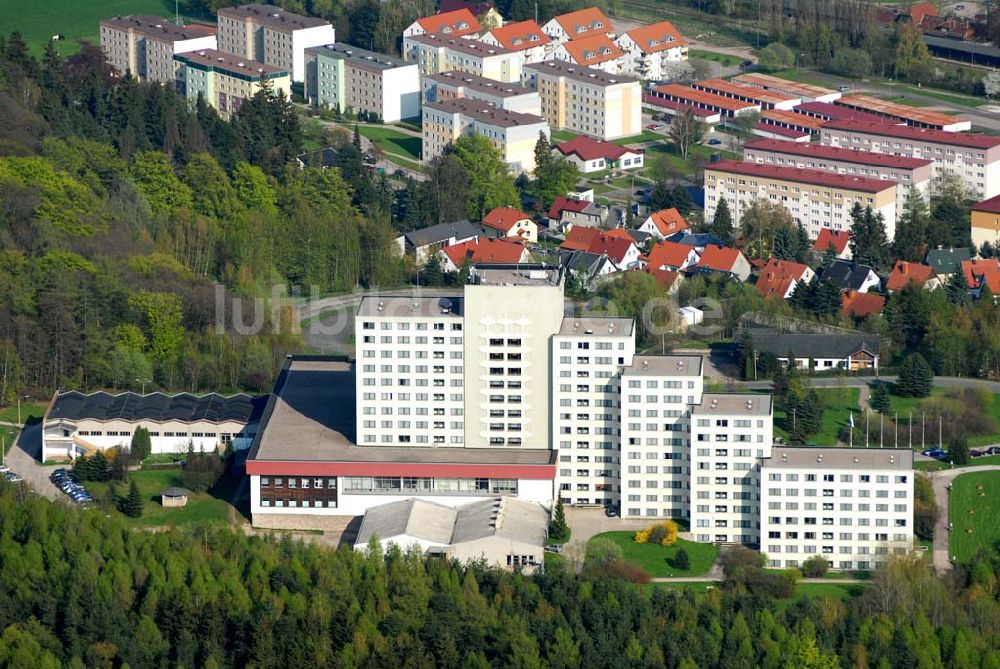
[896,352,934,397]
[710,197,734,243]
[772,225,795,260]
[849,203,890,271]
[549,495,569,541]
[118,480,144,518]
[352,123,362,150]
[870,382,891,414]
[422,253,445,286]
[794,222,811,263]
[949,435,970,465]
[893,187,930,261]
[738,330,756,379]
[672,547,690,570]
[945,268,970,305]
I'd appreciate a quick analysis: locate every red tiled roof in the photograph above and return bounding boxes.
[886,261,937,291]
[973,193,1000,215]
[962,258,1000,293]
[483,206,532,233]
[697,244,743,272]
[552,7,611,39]
[442,237,526,266]
[555,135,640,161]
[835,95,965,129]
[821,120,1000,149]
[653,84,758,113]
[743,138,933,170]
[416,8,482,37]
[761,109,827,130]
[755,258,810,299]
[643,240,697,270]
[549,196,591,221]
[590,234,637,265]
[793,101,898,126]
[486,20,550,51]
[644,208,689,236]
[842,290,886,318]
[560,34,623,66]
[634,267,680,288]
[560,224,601,250]
[696,78,797,106]
[813,229,850,254]
[754,123,811,140]
[622,21,687,53]
[707,159,896,193]
[641,94,718,118]
[907,0,938,23]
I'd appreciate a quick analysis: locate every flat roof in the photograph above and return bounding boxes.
[695,78,798,105]
[425,98,546,127]
[174,49,286,76]
[47,391,264,424]
[217,3,330,30]
[653,84,758,113]
[623,355,703,377]
[249,358,555,465]
[836,94,965,128]
[732,72,837,99]
[642,94,719,118]
[821,119,1000,149]
[764,446,913,470]
[524,60,637,86]
[409,34,514,57]
[706,159,897,193]
[425,70,533,97]
[744,138,933,169]
[693,393,772,416]
[760,109,826,129]
[793,101,903,126]
[305,43,408,70]
[557,316,634,337]
[101,16,217,41]
[357,295,463,318]
[468,264,562,286]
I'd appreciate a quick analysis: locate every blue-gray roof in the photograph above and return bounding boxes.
[48,391,265,424]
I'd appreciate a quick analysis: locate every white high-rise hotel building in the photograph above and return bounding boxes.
[264,263,914,564]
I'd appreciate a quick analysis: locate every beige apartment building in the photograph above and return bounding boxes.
[423,70,541,114]
[304,44,420,122]
[703,159,899,240]
[523,60,641,141]
[100,16,217,83]
[216,3,335,82]
[422,98,549,173]
[174,50,291,120]
[404,34,523,83]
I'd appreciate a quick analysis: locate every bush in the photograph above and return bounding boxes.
[634,521,679,547]
[896,353,933,398]
[801,555,829,578]
[604,561,651,584]
[117,480,143,518]
[914,473,938,541]
[585,538,624,572]
[130,427,152,461]
[672,548,691,570]
[182,449,225,492]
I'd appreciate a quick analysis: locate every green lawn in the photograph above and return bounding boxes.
[358,126,422,162]
[774,387,861,446]
[893,84,988,108]
[589,531,718,577]
[86,468,232,528]
[891,387,1000,449]
[949,471,1000,563]
[645,581,719,594]
[787,582,870,603]
[0,400,48,426]
[882,96,931,108]
[612,131,666,146]
[688,50,744,67]
[551,130,579,143]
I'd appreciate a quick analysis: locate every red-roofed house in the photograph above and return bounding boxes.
[641,240,699,272]
[482,206,538,242]
[962,258,1000,298]
[812,228,851,260]
[637,208,689,239]
[438,0,503,30]
[439,237,529,271]
[480,20,550,63]
[754,258,815,300]
[885,261,941,292]
[548,196,608,229]
[404,8,482,39]
[615,21,688,81]
[553,136,644,173]
[553,33,624,73]
[542,8,612,44]
[691,244,751,281]
[589,232,641,267]
[907,1,938,25]
[841,290,886,319]
[972,194,1000,250]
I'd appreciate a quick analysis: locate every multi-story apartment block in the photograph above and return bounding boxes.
[405,34,523,83]
[216,4,335,82]
[100,16,217,83]
[615,21,688,81]
[422,98,548,173]
[552,34,624,74]
[174,49,290,120]
[620,356,703,520]
[761,447,914,570]
[523,60,641,140]
[743,138,933,213]
[304,44,420,122]
[480,20,551,64]
[542,7,613,45]
[820,120,1000,200]
[690,394,773,545]
[703,159,899,241]
[972,193,1000,250]
[552,319,636,507]
[423,71,541,114]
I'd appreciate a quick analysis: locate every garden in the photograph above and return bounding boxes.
[587,525,719,578]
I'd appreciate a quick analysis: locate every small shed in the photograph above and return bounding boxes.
[160,487,190,508]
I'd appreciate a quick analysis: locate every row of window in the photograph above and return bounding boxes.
[767,517,907,527]
[766,488,908,498]
[343,476,518,495]
[767,531,905,542]
[767,542,906,554]
[767,473,908,483]
[362,321,460,331]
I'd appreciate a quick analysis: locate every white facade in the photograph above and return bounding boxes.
[289,26,337,82]
[614,34,686,81]
[761,447,914,571]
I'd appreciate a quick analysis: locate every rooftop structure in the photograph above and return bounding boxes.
[623,355,702,377]
[100,15,216,41]
[555,33,624,69]
[217,3,330,30]
[693,393,772,415]
[766,446,913,470]
[760,109,826,131]
[731,72,841,103]
[408,32,514,57]
[543,7,613,42]
[835,94,970,131]
[523,59,636,87]
[48,391,264,424]
[304,43,407,70]
[174,49,286,76]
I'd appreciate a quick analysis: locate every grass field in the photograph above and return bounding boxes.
[86,468,232,528]
[589,531,718,577]
[5,0,185,54]
[689,50,744,67]
[358,126,422,162]
[774,387,860,446]
[890,387,1000,449]
[949,471,1000,563]
[645,580,869,601]
[0,400,48,426]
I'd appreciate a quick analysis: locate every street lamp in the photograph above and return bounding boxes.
[17,395,30,426]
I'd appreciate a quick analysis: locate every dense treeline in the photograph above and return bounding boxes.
[1,485,1000,667]
[0,34,408,399]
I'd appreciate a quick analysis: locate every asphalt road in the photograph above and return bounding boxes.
[7,422,63,502]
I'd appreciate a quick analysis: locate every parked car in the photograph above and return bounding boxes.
[605,506,619,518]
[838,85,851,92]
[707,138,722,145]
[970,449,985,458]
[3,472,23,483]
[545,544,565,553]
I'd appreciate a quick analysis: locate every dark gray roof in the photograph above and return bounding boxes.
[48,391,265,424]
[665,231,725,250]
[629,229,654,245]
[819,259,878,291]
[296,147,338,168]
[746,328,880,359]
[924,247,970,275]
[404,220,481,247]
[161,487,190,497]
[559,249,615,277]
